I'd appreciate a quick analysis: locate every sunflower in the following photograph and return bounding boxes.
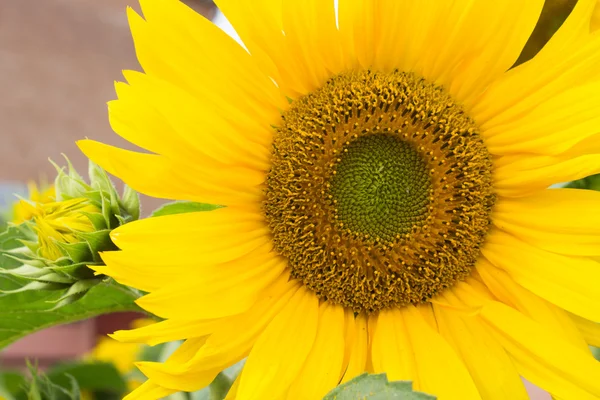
[78,0,600,399]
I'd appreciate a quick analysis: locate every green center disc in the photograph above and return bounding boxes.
[330,134,431,242]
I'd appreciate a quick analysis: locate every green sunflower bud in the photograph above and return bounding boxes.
[0,159,140,309]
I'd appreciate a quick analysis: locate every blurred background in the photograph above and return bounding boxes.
[0,0,588,398]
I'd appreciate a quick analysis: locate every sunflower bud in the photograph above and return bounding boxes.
[11,181,55,224]
[0,159,140,308]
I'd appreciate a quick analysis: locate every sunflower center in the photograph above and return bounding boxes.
[330,134,431,243]
[264,70,495,313]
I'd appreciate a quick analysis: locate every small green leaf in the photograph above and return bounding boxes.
[0,280,142,349]
[323,373,436,400]
[151,202,222,217]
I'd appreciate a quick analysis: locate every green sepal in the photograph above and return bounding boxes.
[121,184,141,221]
[47,278,104,309]
[21,272,73,285]
[0,280,69,294]
[80,211,108,231]
[0,264,49,278]
[17,239,40,254]
[88,160,114,194]
[0,252,45,269]
[76,229,115,262]
[52,158,90,201]
[55,241,93,265]
[47,262,96,280]
[323,373,436,400]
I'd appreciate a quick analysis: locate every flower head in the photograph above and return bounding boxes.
[23,198,100,260]
[80,1,600,399]
[0,160,140,308]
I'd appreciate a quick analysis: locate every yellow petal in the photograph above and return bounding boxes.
[459,298,600,400]
[135,252,286,320]
[134,276,298,392]
[338,0,378,70]
[123,380,176,400]
[472,0,600,124]
[225,374,241,400]
[371,306,481,399]
[370,308,416,382]
[120,71,272,170]
[493,189,600,255]
[109,207,267,254]
[77,140,264,206]
[102,240,274,295]
[184,274,299,369]
[433,294,528,400]
[216,0,343,99]
[277,0,340,96]
[482,81,600,156]
[593,1,600,31]
[136,360,220,393]
[287,302,346,400]
[133,338,212,393]
[483,229,600,321]
[235,286,319,400]
[111,206,262,242]
[110,317,221,346]
[127,2,284,114]
[401,306,481,400]
[341,313,368,383]
[422,0,543,106]
[370,0,437,73]
[476,258,589,351]
[213,0,284,84]
[569,313,600,347]
[494,154,600,197]
[368,0,543,109]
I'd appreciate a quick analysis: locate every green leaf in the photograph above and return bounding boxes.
[565,174,600,191]
[151,202,222,217]
[0,280,142,349]
[188,360,245,400]
[323,373,436,400]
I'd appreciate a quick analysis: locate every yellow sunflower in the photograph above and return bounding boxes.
[78,0,600,399]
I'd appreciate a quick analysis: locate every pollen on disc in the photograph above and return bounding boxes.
[264,70,495,313]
